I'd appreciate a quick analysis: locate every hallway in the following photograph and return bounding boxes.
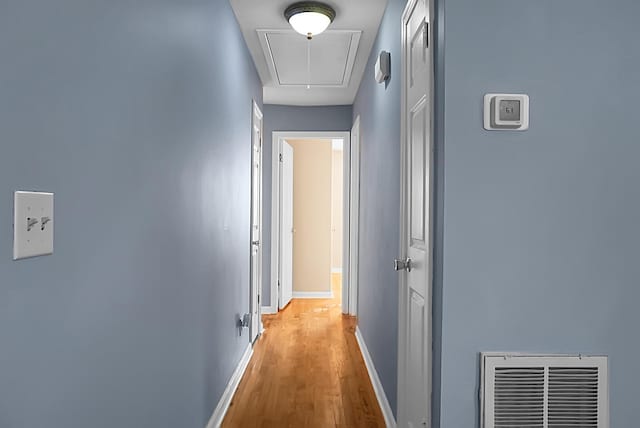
[222,275,385,427]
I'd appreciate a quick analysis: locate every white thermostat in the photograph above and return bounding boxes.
[484,93,529,131]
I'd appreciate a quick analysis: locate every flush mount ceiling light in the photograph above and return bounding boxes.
[284,1,336,39]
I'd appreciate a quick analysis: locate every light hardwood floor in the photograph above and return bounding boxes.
[222,274,386,427]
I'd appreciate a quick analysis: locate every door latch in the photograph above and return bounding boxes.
[394,257,412,272]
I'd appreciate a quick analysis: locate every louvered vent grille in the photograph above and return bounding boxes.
[494,367,544,427]
[481,355,608,428]
[548,367,599,428]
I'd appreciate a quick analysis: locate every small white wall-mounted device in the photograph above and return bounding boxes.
[483,93,529,131]
[375,51,390,83]
[14,191,54,260]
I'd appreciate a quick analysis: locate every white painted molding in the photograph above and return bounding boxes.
[261,305,277,315]
[270,131,281,312]
[331,268,343,274]
[292,291,334,299]
[355,326,397,428]
[348,115,361,317]
[206,343,253,428]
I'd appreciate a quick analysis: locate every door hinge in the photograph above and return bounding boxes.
[279,153,283,162]
[258,294,260,305]
[278,280,281,288]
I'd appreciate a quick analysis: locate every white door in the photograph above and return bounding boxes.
[398,0,433,426]
[279,141,294,309]
[250,102,263,343]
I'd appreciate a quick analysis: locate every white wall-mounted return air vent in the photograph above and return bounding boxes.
[481,353,609,428]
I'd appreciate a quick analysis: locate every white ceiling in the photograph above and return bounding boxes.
[230,0,388,106]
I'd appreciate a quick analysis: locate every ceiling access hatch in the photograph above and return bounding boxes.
[257,30,361,88]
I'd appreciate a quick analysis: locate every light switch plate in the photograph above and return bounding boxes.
[13,191,54,260]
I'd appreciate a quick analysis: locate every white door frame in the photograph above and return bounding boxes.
[348,117,361,316]
[398,0,435,426]
[250,100,264,340]
[269,131,355,314]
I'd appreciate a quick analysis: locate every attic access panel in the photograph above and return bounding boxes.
[257,29,361,88]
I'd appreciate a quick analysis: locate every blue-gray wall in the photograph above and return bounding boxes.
[439,0,640,427]
[261,105,353,306]
[351,0,406,415]
[0,1,261,427]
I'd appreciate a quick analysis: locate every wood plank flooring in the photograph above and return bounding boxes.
[222,274,386,427]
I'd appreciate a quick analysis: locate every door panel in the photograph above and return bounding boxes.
[408,0,428,108]
[279,142,294,309]
[407,291,426,427]
[410,97,427,247]
[400,0,432,426]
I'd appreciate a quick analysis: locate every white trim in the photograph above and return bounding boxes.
[347,116,361,316]
[261,305,277,315]
[205,343,253,428]
[397,1,410,421]
[269,131,281,312]
[270,131,351,315]
[331,268,343,274]
[292,291,334,299]
[355,326,397,428]
[342,129,351,314]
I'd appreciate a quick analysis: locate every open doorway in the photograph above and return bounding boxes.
[279,137,342,306]
[269,131,356,316]
[281,138,343,303]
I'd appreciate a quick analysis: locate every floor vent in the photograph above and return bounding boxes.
[480,353,609,428]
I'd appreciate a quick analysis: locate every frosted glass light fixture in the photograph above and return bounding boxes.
[284,2,336,39]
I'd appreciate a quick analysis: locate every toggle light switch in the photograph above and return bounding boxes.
[13,191,54,260]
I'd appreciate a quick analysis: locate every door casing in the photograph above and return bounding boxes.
[348,118,361,316]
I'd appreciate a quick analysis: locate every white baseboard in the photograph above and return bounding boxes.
[261,305,277,314]
[355,326,397,428]
[205,343,253,428]
[331,268,342,274]
[292,291,333,299]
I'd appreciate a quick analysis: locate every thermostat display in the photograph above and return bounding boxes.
[484,94,529,131]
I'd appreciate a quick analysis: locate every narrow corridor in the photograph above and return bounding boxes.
[222,275,385,427]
